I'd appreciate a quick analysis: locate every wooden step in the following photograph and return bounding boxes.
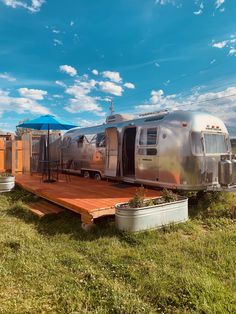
[26,200,65,218]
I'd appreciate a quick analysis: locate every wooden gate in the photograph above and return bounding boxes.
[0,136,23,174]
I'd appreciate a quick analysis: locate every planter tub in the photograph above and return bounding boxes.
[0,176,15,192]
[115,197,188,232]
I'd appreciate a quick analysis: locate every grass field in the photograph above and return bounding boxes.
[0,187,236,313]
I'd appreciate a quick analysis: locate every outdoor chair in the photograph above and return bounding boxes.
[54,159,73,182]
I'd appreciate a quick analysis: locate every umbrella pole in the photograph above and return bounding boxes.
[47,124,50,181]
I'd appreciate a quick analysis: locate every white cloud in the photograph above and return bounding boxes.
[135,87,236,134]
[0,72,16,82]
[102,71,122,83]
[64,80,104,116]
[59,65,77,77]
[124,82,135,89]
[52,29,60,34]
[212,37,236,57]
[92,69,99,76]
[98,81,123,96]
[76,118,105,128]
[18,88,47,100]
[53,39,63,46]
[0,89,50,116]
[212,41,227,48]
[215,0,225,9]
[229,48,236,56]
[155,0,177,5]
[53,94,63,99]
[2,0,45,12]
[55,80,66,88]
[194,9,202,15]
[65,97,104,116]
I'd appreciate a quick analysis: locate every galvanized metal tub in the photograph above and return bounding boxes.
[0,175,15,192]
[115,197,188,232]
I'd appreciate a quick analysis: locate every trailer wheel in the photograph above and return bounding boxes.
[83,171,90,179]
[94,173,101,181]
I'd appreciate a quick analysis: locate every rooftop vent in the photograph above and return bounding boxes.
[144,114,166,122]
[139,109,169,117]
[106,114,131,124]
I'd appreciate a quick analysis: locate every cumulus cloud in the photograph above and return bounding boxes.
[0,89,50,116]
[124,82,135,89]
[59,65,77,77]
[64,80,104,116]
[92,69,98,76]
[102,71,122,83]
[18,87,47,100]
[0,72,16,82]
[56,67,134,115]
[135,86,236,135]
[98,81,123,96]
[2,0,45,12]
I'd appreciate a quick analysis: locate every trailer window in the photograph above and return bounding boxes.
[139,128,157,146]
[204,133,228,154]
[191,132,203,155]
[77,135,85,148]
[96,133,105,147]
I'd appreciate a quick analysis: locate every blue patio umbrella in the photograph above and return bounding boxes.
[17,114,77,182]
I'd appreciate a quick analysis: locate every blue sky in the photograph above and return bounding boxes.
[0,0,236,134]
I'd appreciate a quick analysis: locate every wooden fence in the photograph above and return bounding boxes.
[0,137,23,174]
[0,132,61,175]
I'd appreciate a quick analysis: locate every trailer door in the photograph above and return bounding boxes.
[104,127,119,177]
[136,126,159,181]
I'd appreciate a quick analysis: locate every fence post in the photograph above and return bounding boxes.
[0,138,5,172]
[11,136,16,175]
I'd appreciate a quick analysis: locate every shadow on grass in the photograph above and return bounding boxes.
[5,189,132,243]
[4,186,145,244]
[5,186,235,245]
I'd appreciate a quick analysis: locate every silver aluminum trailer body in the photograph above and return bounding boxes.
[62,110,232,190]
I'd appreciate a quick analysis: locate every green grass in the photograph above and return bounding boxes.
[0,188,236,313]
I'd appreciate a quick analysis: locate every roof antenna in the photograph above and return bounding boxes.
[109,99,115,115]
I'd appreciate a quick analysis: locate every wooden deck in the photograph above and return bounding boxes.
[26,200,65,218]
[15,174,161,225]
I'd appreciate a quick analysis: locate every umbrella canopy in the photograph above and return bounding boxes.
[17,114,77,183]
[17,114,77,130]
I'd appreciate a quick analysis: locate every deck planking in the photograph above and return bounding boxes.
[15,174,161,224]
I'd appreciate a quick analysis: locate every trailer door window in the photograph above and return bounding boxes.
[204,133,228,154]
[139,127,157,146]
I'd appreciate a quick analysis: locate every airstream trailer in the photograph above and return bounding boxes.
[61,110,235,190]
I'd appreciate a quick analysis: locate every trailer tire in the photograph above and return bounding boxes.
[94,173,101,181]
